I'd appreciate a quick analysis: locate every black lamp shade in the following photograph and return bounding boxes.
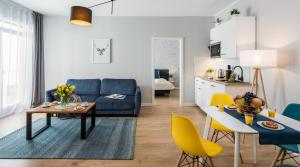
[70,6,92,26]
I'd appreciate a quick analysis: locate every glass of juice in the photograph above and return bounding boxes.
[218,104,224,112]
[268,108,276,118]
[245,113,254,125]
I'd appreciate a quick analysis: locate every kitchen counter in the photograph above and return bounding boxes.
[196,76,252,86]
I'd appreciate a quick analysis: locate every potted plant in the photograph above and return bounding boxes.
[205,68,215,79]
[54,84,76,107]
[234,92,265,115]
[230,9,240,17]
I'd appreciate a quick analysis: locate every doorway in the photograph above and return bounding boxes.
[151,37,183,106]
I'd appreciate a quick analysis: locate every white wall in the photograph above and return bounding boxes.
[215,0,300,112]
[44,16,212,104]
[154,39,180,86]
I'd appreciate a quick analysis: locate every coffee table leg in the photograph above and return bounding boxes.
[91,106,95,127]
[26,113,51,140]
[81,113,87,139]
[80,106,96,139]
[26,113,32,140]
[47,113,51,126]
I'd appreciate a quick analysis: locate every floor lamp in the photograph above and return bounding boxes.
[239,50,278,108]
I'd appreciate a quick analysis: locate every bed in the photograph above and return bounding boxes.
[154,69,175,96]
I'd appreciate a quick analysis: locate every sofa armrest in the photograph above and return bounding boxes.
[134,86,141,116]
[45,88,57,102]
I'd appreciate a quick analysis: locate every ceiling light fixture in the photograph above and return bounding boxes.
[70,0,116,26]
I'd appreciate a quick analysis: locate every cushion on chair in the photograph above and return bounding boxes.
[100,79,137,96]
[95,96,135,111]
[211,119,233,132]
[66,79,101,95]
[278,144,299,153]
[201,139,224,157]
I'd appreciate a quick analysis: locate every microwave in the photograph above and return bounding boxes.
[208,42,221,58]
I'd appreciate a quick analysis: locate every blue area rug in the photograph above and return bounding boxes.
[0,118,136,159]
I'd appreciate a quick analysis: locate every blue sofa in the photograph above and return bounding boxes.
[45,79,141,116]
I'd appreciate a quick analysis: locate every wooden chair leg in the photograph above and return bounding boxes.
[193,156,195,167]
[209,158,214,167]
[239,153,244,164]
[176,151,184,167]
[271,148,283,167]
[210,129,216,141]
[214,130,219,143]
[280,150,287,165]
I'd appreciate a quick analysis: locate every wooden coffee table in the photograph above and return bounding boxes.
[26,102,96,140]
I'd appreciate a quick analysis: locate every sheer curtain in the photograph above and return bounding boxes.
[0,1,34,117]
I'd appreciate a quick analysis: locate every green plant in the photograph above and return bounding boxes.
[230,9,240,16]
[206,68,215,73]
[228,73,237,82]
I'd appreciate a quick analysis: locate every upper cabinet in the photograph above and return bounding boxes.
[210,17,256,59]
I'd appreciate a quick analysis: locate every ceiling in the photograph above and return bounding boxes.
[12,0,236,16]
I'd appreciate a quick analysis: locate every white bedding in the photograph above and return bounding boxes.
[155,78,175,90]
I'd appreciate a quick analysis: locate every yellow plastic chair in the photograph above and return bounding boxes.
[210,93,235,142]
[171,113,223,167]
[209,93,243,163]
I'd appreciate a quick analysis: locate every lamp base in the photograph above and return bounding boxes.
[251,68,268,108]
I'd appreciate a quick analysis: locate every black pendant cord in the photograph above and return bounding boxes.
[88,0,116,14]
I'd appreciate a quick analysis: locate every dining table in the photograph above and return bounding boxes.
[201,106,300,167]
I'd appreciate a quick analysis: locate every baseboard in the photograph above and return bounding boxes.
[181,103,196,107]
[141,103,153,106]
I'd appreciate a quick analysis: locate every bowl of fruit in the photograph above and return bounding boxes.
[234,92,265,115]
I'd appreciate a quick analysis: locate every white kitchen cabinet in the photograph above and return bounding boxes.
[195,77,250,108]
[210,17,256,58]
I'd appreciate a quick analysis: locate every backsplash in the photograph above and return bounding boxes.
[194,56,251,82]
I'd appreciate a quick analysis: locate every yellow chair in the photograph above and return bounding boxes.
[171,113,223,167]
[209,93,243,162]
[210,93,235,142]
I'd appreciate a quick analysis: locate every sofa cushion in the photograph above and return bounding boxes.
[80,95,99,102]
[95,96,135,111]
[100,79,137,96]
[66,79,100,95]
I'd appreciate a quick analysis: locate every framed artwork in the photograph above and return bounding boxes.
[92,38,111,64]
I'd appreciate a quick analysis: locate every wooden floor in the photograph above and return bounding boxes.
[0,90,297,167]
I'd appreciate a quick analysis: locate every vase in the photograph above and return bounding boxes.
[60,96,70,108]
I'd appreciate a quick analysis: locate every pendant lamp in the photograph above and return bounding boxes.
[70,0,115,26]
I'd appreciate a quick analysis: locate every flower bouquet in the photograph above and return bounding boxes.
[54,84,76,107]
[234,92,265,115]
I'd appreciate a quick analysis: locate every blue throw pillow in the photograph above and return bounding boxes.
[155,70,160,79]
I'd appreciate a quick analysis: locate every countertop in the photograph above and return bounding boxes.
[195,76,252,86]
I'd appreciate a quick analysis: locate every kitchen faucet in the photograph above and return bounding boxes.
[233,66,244,82]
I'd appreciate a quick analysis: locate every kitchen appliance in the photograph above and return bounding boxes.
[225,65,233,80]
[218,69,225,79]
[208,42,221,58]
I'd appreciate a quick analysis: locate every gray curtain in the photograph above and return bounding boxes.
[31,12,45,107]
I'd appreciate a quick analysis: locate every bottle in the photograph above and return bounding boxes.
[225,65,232,81]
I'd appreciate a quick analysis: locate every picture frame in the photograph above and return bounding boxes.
[92,38,111,64]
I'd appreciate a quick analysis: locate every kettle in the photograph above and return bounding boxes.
[218,69,225,78]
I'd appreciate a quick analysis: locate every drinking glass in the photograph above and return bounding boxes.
[268,108,276,118]
[245,113,254,125]
[218,104,224,112]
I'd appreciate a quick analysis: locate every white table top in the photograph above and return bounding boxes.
[201,106,300,134]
